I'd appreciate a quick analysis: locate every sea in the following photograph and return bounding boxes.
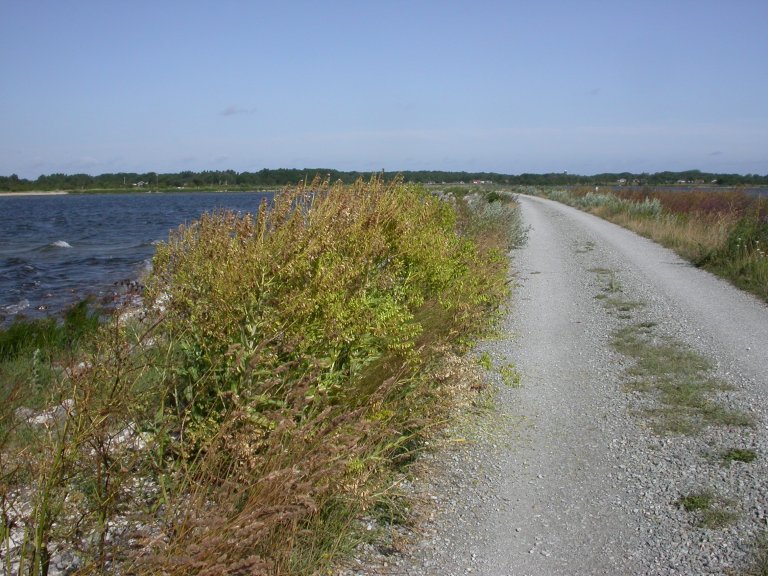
[0,191,272,325]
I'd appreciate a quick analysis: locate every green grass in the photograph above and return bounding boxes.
[679,490,714,512]
[678,490,739,529]
[597,264,752,435]
[613,323,753,435]
[0,299,103,433]
[701,217,768,302]
[721,448,757,465]
[0,299,101,361]
[700,507,740,529]
[499,363,522,387]
[743,534,768,575]
[476,351,493,371]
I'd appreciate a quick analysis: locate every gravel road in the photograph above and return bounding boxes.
[342,195,768,576]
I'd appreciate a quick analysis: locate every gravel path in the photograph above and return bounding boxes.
[341,195,768,576]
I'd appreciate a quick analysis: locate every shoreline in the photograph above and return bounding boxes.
[0,191,69,197]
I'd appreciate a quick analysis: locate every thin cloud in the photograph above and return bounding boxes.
[220,105,256,117]
[710,150,723,156]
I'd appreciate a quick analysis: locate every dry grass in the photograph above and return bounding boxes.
[596,210,737,263]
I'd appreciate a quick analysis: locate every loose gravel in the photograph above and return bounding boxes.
[339,195,768,576]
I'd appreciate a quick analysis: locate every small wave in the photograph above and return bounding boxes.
[33,240,73,252]
[139,239,164,248]
[2,299,30,315]
[2,259,37,276]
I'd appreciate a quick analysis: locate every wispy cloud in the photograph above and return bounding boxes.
[220,105,256,117]
[710,150,723,156]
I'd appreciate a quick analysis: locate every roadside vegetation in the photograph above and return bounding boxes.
[677,490,739,529]
[530,186,768,302]
[0,178,524,575]
[584,254,755,566]
[587,266,753,436]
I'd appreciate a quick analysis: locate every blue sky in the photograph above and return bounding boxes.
[2,0,767,178]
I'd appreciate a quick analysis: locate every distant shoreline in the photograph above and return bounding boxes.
[0,191,69,197]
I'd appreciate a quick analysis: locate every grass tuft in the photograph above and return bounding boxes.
[612,323,753,435]
[679,490,714,512]
[499,363,522,387]
[678,490,739,529]
[721,448,757,465]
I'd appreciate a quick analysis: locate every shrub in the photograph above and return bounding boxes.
[1,177,519,575]
[147,178,498,438]
[137,176,514,572]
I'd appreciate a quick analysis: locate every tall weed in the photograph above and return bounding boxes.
[702,216,768,300]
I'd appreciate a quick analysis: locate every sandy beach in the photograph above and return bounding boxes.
[0,191,69,196]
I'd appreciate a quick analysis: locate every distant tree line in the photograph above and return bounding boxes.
[1,168,767,192]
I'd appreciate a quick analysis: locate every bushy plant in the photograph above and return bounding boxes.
[147,178,497,439]
[543,189,573,205]
[1,177,519,575]
[138,176,513,571]
[724,217,768,254]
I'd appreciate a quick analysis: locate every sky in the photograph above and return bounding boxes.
[2,0,767,179]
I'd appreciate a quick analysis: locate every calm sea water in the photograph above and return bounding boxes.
[0,191,272,324]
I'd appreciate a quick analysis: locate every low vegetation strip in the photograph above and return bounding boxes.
[584,251,763,569]
[528,186,768,302]
[589,265,753,436]
[0,178,523,575]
